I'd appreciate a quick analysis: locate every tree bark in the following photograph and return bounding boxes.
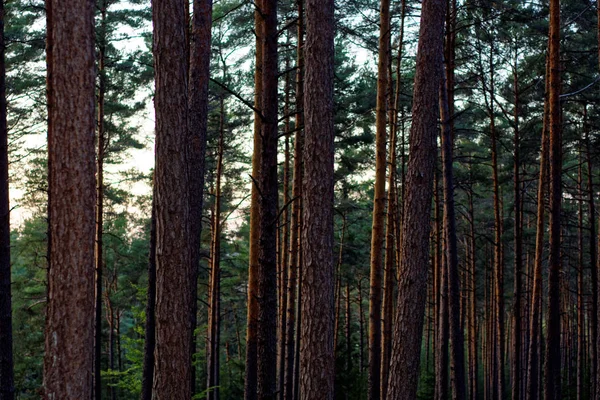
[386,0,446,398]
[151,0,192,395]
[245,2,264,397]
[43,0,96,397]
[368,0,390,398]
[188,0,213,394]
[283,3,303,399]
[543,0,562,397]
[299,0,335,398]
[0,0,13,395]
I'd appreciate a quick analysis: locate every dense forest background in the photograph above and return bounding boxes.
[3,0,600,399]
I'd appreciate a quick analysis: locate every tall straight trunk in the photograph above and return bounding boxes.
[207,97,225,400]
[0,0,13,395]
[94,4,107,397]
[245,2,264,398]
[577,148,584,400]
[151,0,192,395]
[299,0,335,398]
[585,106,598,400]
[544,0,562,397]
[140,194,157,400]
[440,19,465,398]
[345,280,352,392]
[386,0,446,398]
[278,49,292,400]
[511,57,523,400]
[283,3,303,398]
[434,166,448,400]
[358,278,365,375]
[43,0,96,397]
[188,0,213,394]
[488,40,505,400]
[526,57,550,400]
[256,1,279,398]
[468,187,478,400]
[368,0,390,397]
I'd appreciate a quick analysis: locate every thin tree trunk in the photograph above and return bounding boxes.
[544,0,562,397]
[526,56,550,400]
[511,55,523,400]
[468,187,478,400]
[245,1,264,397]
[188,0,213,394]
[435,169,449,400]
[577,138,584,400]
[94,3,107,397]
[43,0,96,397]
[283,3,303,399]
[440,22,465,398]
[0,0,13,395]
[207,96,225,400]
[151,0,192,394]
[368,0,390,397]
[358,278,365,376]
[299,0,335,398]
[386,0,446,398]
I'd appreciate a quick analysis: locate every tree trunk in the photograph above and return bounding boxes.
[0,0,13,395]
[299,0,335,398]
[468,185,478,400]
[94,3,107,397]
[255,0,279,398]
[386,0,446,398]
[543,0,562,397]
[245,2,264,397]
[207,96,225,400]
[511,55,523,400]
[440,15,465,397]
[526,56,550,400]
[283,3,303,399]
[151,0,192,395]
[577,143,584,400]
[188,0,213,394]
[43,0,96,397]
[368,0,390,397]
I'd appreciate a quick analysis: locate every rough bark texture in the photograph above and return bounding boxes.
[0,0,13,396]
[256,0,279,399]
[299,0,335,398]
[43,0,96,397]
[368,0,389,398]
[385,0,446,398]
[543,0,562,398]
[151,0,192,396]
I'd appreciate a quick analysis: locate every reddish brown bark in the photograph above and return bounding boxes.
[299,0,335,398]
[386,0,446,398]
[151,0,192,395]
[43,0,96,397]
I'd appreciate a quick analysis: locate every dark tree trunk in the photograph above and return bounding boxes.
[0,0,13,395]
[43,0,96,397]
[299,0,335,398]
[440,21,466,398]
[386,0,446,398]
[543,0,562,397]
[151,0,192,395]
[188,0,213,394]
